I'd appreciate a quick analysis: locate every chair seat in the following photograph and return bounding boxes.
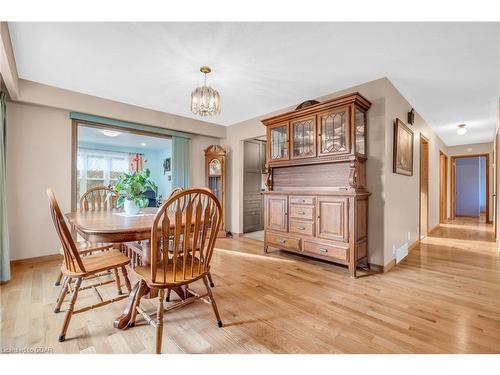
[59,241,113,255]
[62,250,130,276]
[132,256,205,287]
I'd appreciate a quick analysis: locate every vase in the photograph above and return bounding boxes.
[124,199,140,215]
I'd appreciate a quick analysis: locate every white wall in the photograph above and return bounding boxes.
[6,101,221,260]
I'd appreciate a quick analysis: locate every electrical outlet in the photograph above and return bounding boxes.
[407,231,411,241]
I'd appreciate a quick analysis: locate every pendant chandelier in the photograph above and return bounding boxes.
[190,66,221,117]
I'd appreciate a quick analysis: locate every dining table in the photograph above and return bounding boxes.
[65,207,194,330]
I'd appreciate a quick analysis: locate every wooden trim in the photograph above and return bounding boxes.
[428,224,440,235]
[10,253,62,266]
[408,240,419,252]
[439,151,448,224]
[450,153,490,223]
[369,258,396,273]
[419,135,429,238]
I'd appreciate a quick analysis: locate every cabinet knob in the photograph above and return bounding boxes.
[279,239,286,244]
[297,226,305,230]
[319,248,328,253]
[298,211,305,215]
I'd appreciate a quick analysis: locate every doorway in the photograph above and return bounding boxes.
[71,121,173,211]
[439,151,448,223]
[450,154,490,223]
[242,138,266,239]
[419,135,429,239]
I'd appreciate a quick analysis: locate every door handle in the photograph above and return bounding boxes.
[319,248,328,253]
[297,226,306,230]
[279,239,286,244]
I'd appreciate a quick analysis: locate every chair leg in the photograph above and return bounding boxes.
[207,272,215,288]
[55,271,63,286]
[165,288,171,302]
[121,266,132,293]
[203,275,223,327]
[156,289,165,354]
[113,268,123,295]
[54,276,70,312]
[59,277,82,342]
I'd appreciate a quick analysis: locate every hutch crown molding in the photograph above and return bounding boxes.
[262,92,371,277]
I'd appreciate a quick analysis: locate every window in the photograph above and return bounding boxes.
[77,149,129,200]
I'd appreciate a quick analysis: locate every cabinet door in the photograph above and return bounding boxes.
[316,197,349,242]
[317,108,350,156]
[265,195,288,232]
[291,116,316,159]
[355,107,366,156]
[268,122,289,162]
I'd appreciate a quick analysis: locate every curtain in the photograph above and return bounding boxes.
[0,91,10,283]
[172,136,190,189]
[129,153,143,173]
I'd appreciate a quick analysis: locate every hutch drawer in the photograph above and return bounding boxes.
[266,232,300,252]
[303,240,348,261]
[289,220,315,236]
[290,196,315,205]
[289,204,315,220]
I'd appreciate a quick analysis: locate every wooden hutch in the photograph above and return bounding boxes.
[262,92,371,277]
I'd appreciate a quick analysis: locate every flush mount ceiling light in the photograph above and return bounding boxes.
[102,129,120,137]
[456,124,467,135]
[190,66,221,117]
[140,142,147,147]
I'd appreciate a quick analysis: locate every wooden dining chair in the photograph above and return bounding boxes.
[47,188,132,342]
[128,188,223,354]
[121,187,185,268]
[54,186,119,287]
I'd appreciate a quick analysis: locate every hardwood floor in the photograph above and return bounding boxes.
[1,217,500,353]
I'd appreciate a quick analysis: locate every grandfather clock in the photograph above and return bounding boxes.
[204,145,227,237]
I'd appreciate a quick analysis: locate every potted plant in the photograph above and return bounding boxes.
[114,169,158,215]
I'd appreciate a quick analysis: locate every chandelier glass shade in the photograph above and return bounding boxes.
[190,66,221,117]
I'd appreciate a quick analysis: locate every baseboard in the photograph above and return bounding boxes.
[369,240,419,274]
[428,225,440,234]
[408,240,419,251]
[10,253,62,266]
[369,258,395,273]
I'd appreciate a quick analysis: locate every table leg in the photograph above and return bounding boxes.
[113,280,150,329]
[140,240,159,299]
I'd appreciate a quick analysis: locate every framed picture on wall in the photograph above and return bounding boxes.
[163,157,171,175]
[393,118,414,176]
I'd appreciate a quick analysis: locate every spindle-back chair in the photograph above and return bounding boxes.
[129,188,223,353]
[53,186,120,287]
[47,188,132,342]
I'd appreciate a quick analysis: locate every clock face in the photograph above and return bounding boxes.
[209,159,222,176]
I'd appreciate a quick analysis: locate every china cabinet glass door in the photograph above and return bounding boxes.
[355,108,366,156]
[291,116,316,159]
[317,108,350,156]
[269,123,289,161]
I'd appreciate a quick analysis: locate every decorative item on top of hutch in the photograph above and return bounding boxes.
[262,92,371,277]
[205,145,227,237]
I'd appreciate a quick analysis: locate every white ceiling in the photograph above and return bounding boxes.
[78,125,171,151]
[8,22,500,145]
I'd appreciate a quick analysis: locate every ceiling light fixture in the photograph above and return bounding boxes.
[190,66,221,117]
[456,124,467,135]
[140,142,147,147]
[102,130,120,137]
